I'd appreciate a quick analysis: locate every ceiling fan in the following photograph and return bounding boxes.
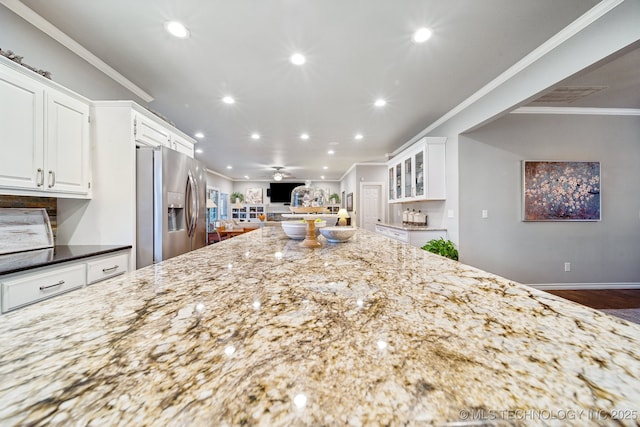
[272,167,288,181]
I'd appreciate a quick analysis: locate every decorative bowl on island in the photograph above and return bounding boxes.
[319,226,356,243]
[281,220,326,240]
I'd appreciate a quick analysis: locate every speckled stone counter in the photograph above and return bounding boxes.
[1,228,639,426]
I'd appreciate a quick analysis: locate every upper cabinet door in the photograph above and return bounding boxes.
[134,114,170,148]
[404,157,412,198]
[414,149,425,198]
[0,67,44,191]
[45,90,91,194]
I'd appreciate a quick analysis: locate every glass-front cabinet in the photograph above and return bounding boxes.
[404,157,412,198]
[388,167,395,200]
[387,137,446,203]
[414,150,425,198]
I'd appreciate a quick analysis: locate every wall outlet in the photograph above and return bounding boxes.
[481,209,488,219]
[564,262,571,272]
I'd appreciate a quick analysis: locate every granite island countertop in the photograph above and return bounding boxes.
[1,227,639,426]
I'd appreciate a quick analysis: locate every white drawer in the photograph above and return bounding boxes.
[87,252,129,285]
[375,225,409,243]
[1,264,86,312]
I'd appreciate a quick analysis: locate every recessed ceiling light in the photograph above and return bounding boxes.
[374,99,386,107]
[328,150,335,155]
[413,27,432,43]
[321,175,325,180]
[226,165,233,170]
[300,133,309,140]
[244,175,250,179]
[290,53,306,65]
[222,96,235,104]
[354,133,364,140]
[164,21,190,39]
[194,132,204,139]
[323,166,328,170]
[251,133,260,140]
[195,148,203,154]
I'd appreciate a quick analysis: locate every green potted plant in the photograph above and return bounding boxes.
[231,192,244,204]
[328,193,340,204]
[421,238,459,260]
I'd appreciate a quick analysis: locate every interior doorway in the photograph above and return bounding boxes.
[360,182,384,232]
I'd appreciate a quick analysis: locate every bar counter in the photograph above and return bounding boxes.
[1,227,639,426]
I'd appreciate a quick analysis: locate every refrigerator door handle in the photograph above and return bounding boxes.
[185,171,198,238]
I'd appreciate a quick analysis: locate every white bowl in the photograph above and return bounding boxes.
[281,220,326,240]
[319,226,356,243]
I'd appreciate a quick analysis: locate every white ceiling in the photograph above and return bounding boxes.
[16,0,605,181]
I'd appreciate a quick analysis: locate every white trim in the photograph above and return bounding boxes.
[339,162,387,182]
[391,0,625,156]
[0,0,154,103]
[206,168,233,181]
[511,107,640,116]
[528,282,640,291]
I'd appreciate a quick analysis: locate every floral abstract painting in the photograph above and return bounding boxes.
[523,161,600,221]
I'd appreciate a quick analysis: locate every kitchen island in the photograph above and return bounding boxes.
[1,227,639,426]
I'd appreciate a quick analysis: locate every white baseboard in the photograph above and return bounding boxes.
[527,282,640,291]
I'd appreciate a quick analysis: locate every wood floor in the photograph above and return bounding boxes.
[547,289,640,325]
[547,289,640,309]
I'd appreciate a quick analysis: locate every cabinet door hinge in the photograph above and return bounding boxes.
[88,115,91,123]
[88,182,91,189]
[133,118,137,137]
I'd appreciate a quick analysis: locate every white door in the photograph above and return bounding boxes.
[361,183,383,232]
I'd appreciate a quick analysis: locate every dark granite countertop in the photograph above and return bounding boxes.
[0,245,132,276]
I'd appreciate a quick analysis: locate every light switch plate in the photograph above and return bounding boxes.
[481,210,488,219]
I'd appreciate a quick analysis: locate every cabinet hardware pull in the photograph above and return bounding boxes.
[36,168,43,187]
[40,280,64,291]
[102,265,119,273]
[48,170,56,188]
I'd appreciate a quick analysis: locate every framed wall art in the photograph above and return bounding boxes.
[245,188,263,204]
[522,161,600,221]
[346,192,353,212]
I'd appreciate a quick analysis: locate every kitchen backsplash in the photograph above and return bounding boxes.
[0,196,57,240]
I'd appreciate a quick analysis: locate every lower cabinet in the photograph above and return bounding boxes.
[1,249,129,313]
[375,224,446,248]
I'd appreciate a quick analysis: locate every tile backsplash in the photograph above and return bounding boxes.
[0,196,57,240]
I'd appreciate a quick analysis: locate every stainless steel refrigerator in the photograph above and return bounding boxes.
[136,146,206,268]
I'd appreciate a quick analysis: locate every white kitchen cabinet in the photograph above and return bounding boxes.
[0,57,91,198]
[86,251,129,285]
[387,137,446,202]
[132,113,195,158]
[1,249,130,313]
[171,133,195,158]
[0,64,44,191]
[134,113,170,148]
[45,90,91,194]
[1,263,86,313]
[375,223,447,248]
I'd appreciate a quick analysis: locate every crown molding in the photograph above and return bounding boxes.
[392,0,626,154]
[511,107,640,116]
[0,0,154,103]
